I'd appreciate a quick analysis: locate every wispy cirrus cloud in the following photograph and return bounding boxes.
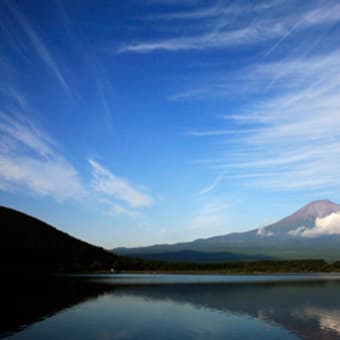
[89,159,154,208]
[167,89,208,101]
[191,49,340,193]
[4,1,71,95]
[188,129,257,137]
[0,74,153,216]
[0,153,85,201]
[152,0,285,20]
[117,22,285,53]
[0,111,86,201]
[146,0,200,5]
[109,203,139,217]
[0,108,155,213]
[197,174,224,195]
[117,2,340,53]
[189,200,227,230]
[0,112,56,157]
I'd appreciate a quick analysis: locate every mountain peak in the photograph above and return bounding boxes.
[292,199,340,219]
[259,199,340,237]
[114,199,340,262]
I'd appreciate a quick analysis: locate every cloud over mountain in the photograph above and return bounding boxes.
[301,212,340,237]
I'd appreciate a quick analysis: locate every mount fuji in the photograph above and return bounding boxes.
[114,200,340,262]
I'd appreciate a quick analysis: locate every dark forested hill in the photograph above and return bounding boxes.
[0,206,117,273]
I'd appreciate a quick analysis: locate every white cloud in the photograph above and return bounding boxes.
[146,0,199,5]
[108,203,139,217]
[288,226,307,236]
[5,2,70,95]
[0,113,85,201]
[303,4,340,25]
[167,89,207,101]
[191,49,340,193]
[189,201,228,230]
[0,112,55,157]
[257,226,274,237]
[303,212,340,237]
[117,23,285,53]
[155,0,285,20]
[197,175,224,195]
[117,2,340,53]
[0,85,154,211]
[0,111,155,210]
[287,212,340,237]
[188,129,250,137]
[0,154,85,201]
[302,308,340,334]
[89,159,153,208]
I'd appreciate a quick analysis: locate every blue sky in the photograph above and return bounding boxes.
[1,0,340,248]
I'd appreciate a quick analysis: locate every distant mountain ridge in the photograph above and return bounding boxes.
[124,250,272,263]
[114,200,340,262]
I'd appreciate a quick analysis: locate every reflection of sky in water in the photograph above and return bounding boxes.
[7,294,298,340]
[299,308,340,334]
[4,275,340,340]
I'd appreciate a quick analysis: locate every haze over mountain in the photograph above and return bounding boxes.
[114,200,340,262]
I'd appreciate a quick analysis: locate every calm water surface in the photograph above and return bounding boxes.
[2,273,340,339]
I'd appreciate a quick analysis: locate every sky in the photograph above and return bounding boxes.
[1,0,340,248]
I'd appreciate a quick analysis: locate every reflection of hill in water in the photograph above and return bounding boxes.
[2,277,340,339]
[106,281,340,339]
[0,276,111,338]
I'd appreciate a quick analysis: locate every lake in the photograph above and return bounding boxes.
[2,273,340,339]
